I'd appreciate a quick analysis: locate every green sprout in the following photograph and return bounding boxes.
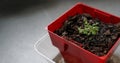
[78,17,99,35]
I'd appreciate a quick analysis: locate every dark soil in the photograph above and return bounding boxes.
[54,13,120,56]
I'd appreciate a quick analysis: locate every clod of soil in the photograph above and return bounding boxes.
[54,13,120,56]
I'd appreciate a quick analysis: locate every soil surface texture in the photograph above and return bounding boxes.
[54,13,120,56]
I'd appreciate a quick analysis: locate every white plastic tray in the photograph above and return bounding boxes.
[34,33,65,63]
[34,33,120,63]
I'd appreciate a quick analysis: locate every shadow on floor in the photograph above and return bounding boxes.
[0,0,57,17]
[107,54,120,63]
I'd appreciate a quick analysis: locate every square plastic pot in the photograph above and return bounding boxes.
[47,2,120,63]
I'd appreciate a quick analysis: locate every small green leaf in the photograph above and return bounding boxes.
[93,22,99,26]
[78,27,83,33]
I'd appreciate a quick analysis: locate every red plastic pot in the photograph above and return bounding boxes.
[47,3,120,63]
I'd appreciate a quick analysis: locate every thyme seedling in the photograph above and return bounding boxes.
[78,17,99,35]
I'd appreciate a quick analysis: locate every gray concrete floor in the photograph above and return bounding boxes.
[0,0,120,63]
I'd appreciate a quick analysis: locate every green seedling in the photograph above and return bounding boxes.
[78,17,99,35]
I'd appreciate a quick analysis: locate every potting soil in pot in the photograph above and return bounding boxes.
[54,13,120,56]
